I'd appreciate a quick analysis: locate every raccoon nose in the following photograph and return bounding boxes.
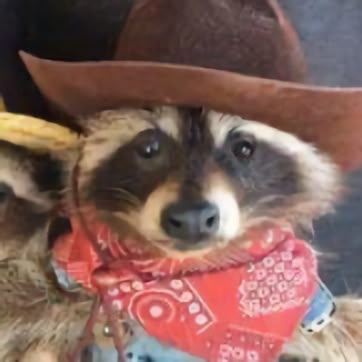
[161,201,220,242]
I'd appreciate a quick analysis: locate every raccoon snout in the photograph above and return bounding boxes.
[161,201,220,244]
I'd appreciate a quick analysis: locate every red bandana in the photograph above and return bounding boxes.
[53,219,318,362]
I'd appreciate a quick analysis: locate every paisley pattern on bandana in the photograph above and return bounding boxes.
[53,220,318,362]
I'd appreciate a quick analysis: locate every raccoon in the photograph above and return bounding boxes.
[0,140,90,362]
[0,107,359,362]
[73,106,361,362]
[75,106,341,256]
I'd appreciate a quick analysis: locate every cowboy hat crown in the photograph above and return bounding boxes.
[20,0,362,170]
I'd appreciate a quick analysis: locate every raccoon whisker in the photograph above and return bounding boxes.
[96,195,140,210]
[251,192,335,215]
[103,187,139,196]
[96,188,141,206]
[218,113,230,124]
[59,187,71,195]
[330,319,358,362]
[99,194,138,204]
[24,296,48,307]
[243,216,285,230]
[103,209,138,228]
[253,194,289,206]
[38,190,63,200]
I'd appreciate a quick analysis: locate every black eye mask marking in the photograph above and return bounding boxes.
[89,128,182,211]
[0,182,13,204]
[216,131,302,206]
[89,109,216,212]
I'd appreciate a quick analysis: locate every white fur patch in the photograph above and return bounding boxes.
[154,106,183,140]
[202,172,243,240]
[208,111,341,216]
[204,185,242,240]
[236,120,341,214]
[0,154,52,210]
[78,110,154,188]
[78,107,183,189]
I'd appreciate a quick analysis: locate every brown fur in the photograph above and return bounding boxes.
[0,258,91,362]
[0,141,92,361]
[283,298,362,361]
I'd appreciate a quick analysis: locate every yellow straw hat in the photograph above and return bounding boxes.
[0,112,79,152]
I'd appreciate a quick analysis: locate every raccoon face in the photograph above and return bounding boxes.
[76,107,341,256]
[0,141,63,254]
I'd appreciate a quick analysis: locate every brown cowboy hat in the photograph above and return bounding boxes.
[20,0,362,171]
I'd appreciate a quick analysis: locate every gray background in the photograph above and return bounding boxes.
[281,0,362,295]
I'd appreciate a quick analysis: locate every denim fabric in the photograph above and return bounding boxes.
[86,324,203,362]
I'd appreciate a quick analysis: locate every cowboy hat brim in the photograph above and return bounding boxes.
[20,51,362,171]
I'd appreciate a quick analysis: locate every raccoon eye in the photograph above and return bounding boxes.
[136,130,161,159]
[0,183,13,204]
[138,140,160,159]
[232,138,255,160]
